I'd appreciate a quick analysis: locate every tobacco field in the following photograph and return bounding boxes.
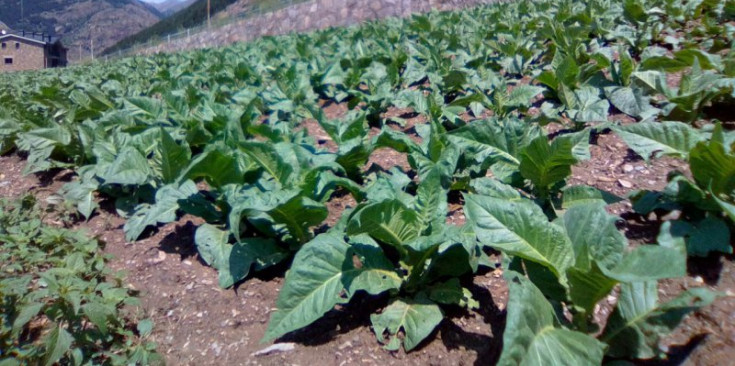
[1,0,735,364]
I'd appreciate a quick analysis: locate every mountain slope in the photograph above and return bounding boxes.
[104,0,243,55]
[0,0,162,60]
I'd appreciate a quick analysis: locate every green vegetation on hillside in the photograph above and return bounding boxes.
[2,0,734,363]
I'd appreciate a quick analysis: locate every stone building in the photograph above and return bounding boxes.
[0,23,68,72]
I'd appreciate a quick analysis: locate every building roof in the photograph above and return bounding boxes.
[0,31,61,46]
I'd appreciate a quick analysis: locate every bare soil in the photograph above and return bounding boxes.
[1,116,733,365]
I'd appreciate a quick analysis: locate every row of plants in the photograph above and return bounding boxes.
[1,0,734,363]
[0,196,160,365]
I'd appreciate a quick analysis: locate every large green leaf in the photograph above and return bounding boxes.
[561,185,623,208]
[413,169,448,233]
[102,147,151,185]
[604,86,656,118]
[568,86,610,123]
[601,282,718,359]
[447,117,542,166]
[562,203,625,272]
[713,194,735,222]
[195,224,288,288]
[43,325,73,366]
[427,278,478,309]
[562,203,625,311]
[689,138,735,197]
[239,141,295,186]
[370,296,443,351]
[269,195,328,245]
[346,199,421,251]
[0,118,19,155]
[124,97,164,119]
[470,178,522,199]
[568,264,619,315]
[464,194,574,280]
[506,85,546,108]
[263,234,400,342]
[497,275,605,366]
[179,149,246,188]
[123,180,199,241]
[613,122,704,162]
[519,135,579,197]
[603,239,687,283]
[657,219,732,257]
[154,128,191,184]
[59,180,99,220]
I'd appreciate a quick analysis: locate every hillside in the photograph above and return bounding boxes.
[0,0,162,61]
[103,0,243,55]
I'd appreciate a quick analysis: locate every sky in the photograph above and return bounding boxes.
[139,0,186,4]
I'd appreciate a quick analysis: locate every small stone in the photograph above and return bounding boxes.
[607,295,616,304]
[183,260,192,266]
[211,342,222,357]
[252,343,296,356]
[196,312,203,318]
[147,250,167,264]
[622,164,634,173]
[634,165,646,171]
[338,341,353,350]
[618,179,633,188]
[694,276,704,284]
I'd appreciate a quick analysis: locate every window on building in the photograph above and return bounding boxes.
[15,42,19,49]
[1,43,5,49]
[4,58,12,65]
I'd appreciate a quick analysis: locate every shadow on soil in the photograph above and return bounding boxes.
[621,333,709,366]
[620,211,735,285]
[275,278,506,365]
[158,221,200,260]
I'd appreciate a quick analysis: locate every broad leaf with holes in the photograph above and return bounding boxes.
[263,233,401,342]
[370,296,443,351]
[601,282,718,359]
